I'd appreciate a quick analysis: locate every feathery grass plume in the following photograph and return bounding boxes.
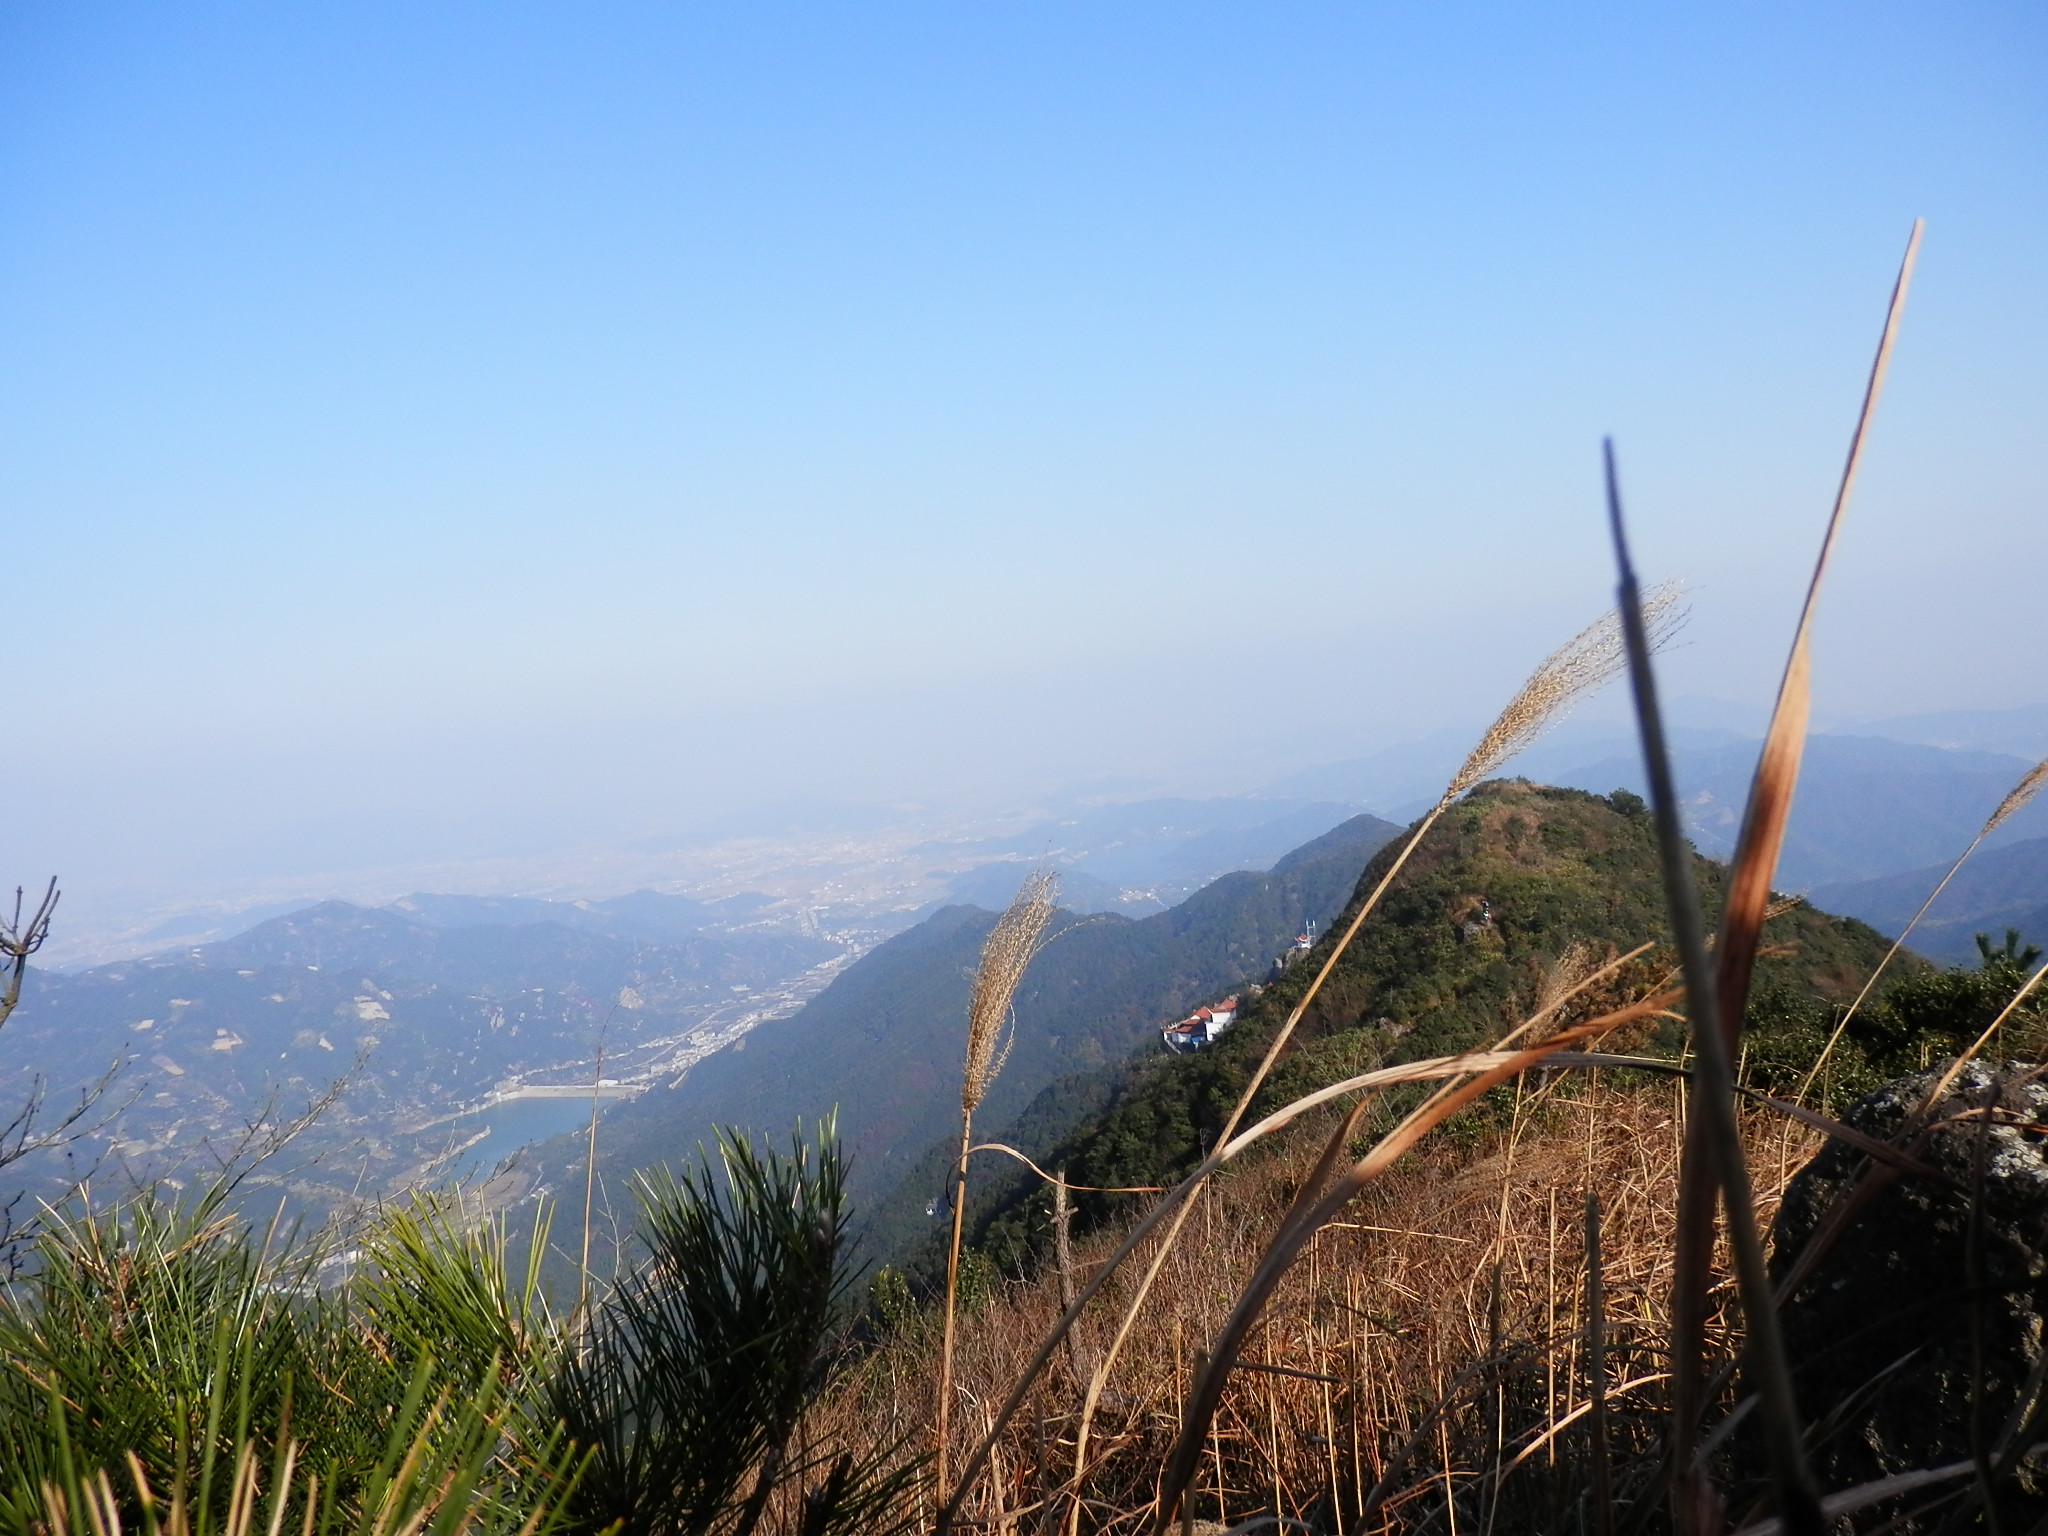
[961,868,1057,1117]
[1988,758,2048,836]
[1446,582,1685,800]
[1039,594,1686,1536]
[1800,750,2048,1101]
[1537,942,1603,1021]
[937,869,1058,1494]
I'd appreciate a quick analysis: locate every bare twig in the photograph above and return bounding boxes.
[0,878,60,1033]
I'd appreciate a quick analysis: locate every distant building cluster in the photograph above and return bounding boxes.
[1161,995,1239,1054]
[1157,919,1321,1054]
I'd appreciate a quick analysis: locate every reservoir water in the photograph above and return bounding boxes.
[436,1095,622,1178]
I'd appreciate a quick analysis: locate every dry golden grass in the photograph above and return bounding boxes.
[815,1078,1812,1536]
[941,869,1063,1489]
[1023,593,1688,1534]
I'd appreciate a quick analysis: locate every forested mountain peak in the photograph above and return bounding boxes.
[950,779,1973,1273]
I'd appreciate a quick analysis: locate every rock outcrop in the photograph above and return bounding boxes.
[1771,1061,2048,1526]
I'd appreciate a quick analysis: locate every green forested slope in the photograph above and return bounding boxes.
[541,813,1401,1228]
[947,781,2017,1279]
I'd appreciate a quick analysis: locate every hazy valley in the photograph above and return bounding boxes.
[12,707,2048,1240]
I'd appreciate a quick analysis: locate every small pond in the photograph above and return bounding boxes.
[435,1095,623,1179]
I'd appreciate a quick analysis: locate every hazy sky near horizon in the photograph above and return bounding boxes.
[3,2,2044,894]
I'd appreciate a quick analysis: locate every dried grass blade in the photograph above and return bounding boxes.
[981,1006,1619,1530]
[1772,954,2048,1321]
[1923,952,2048,1106]
[1728,1460,1978,1536]
[1151,998,1672,1534]
[940,869,1060,1493]
[1718,219,1921,1040]
[1052,804,1449,1533]
[1607,443,1825,1536]
[1657,218,1917,1533]
[934,1036,1644,1535]
[1585,1190,1614,1536]
[965,1142,1164,1194]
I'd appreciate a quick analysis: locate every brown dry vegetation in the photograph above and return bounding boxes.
[810,1076,1814,1536]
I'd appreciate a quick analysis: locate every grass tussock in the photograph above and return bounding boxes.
[818,1077,1807,1536]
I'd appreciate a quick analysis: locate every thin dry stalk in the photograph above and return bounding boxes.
[1643,218,1919,1536]
[1799,751,2048,1100]
[1921,952,2048,1107]
[1607,441,1826,1536]
[1763,955,2048,1337]
[940,869,1061,1492]
[1051,1170,1093,1388]
[578,1029,607,1326]
[936,1037,1662,1536]
[964,869,1061,1119]
[1584,1192,1612,1536]
[938,931,1659,1536]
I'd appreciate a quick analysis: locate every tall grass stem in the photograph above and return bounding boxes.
[1607,441,1825,1536]
[938,870,1058,1496]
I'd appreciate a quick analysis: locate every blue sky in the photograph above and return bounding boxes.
[2,2,2043,894]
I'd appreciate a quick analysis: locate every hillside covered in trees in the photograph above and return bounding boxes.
[523,813,1402,1239]
[916,780,2027,1286]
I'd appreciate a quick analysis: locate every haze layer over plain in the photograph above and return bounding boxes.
[1,1,2042,915]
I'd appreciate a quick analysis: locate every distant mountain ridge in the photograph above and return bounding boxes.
[1812,835,2048,964]
[1543,734,2048,886]
[198,898,824,999]
[386,890,720,941]
[527,811,1403,1227]
[2,897,840,1218]
[943,781,1908,1286]
[1275,724,2048,889]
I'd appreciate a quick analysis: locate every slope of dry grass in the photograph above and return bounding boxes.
[813,1077,1813,1536]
